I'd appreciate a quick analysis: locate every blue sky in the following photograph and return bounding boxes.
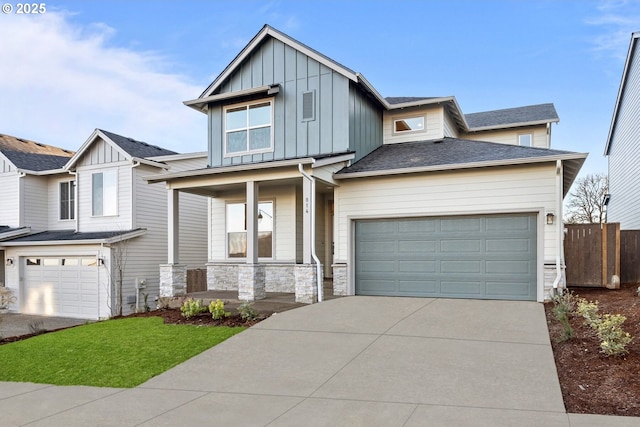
[1,0,639,180]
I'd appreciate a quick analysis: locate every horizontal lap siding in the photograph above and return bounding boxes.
[460,126,549,148]
[608,41,640,229]
[0,173,20,227]
[77,164,132,231]
[383,107,444,144]
[47,175,77,230]
[335,164,557,262]
[22,176,48,231]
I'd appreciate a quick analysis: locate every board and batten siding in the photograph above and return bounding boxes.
[76,137,128,167]
[607,39,640,229]
[208,37,351,167]
[383,106,444,145]
[348,83,383,160]
[0,172,20,227]
[21,175,48,231]
[460,125,549,148]
[334,163,558,264]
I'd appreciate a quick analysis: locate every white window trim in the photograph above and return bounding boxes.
[91,169,119,217]
[225,200,274,260]
[59,180,76,221]
[392,115,426,135]
[223,98,275,158]
[518,133,533,147]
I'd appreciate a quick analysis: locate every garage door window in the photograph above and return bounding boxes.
[26,258,40,266]
[62,258,79,266]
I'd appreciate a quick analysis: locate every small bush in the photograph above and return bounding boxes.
[238,301,259,321]
[577,299,600,328]
[0,288,17,310]
[597,314,633,357]
[209,299,230,320]
[180,298,207,319]
[551,291,575,341]
[28,320,46,335]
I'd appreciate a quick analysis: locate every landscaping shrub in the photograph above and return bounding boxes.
[209,299,230,320]
[238,301,258,321]
[180,298,207,319]
[576,298,633,356]
[551,291,575,341]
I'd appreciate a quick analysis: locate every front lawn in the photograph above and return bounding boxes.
[0,317,245,388]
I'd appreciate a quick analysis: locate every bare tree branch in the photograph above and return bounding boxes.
[564,173,609,224]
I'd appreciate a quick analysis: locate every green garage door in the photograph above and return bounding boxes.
[355,214,537,300]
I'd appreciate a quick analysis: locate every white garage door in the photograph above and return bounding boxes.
[23,257,100,319]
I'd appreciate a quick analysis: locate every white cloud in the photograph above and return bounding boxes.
[586,0,640,59]
[0,12,207,153]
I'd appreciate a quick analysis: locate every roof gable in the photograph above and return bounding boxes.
[65,129,176,170]
[0,133,73,172]
[199,25,358,100]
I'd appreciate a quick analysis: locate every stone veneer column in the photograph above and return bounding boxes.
[159,264,187,297]
[295,264,318,304]
[332,263,348,296]
[238,264,266,301]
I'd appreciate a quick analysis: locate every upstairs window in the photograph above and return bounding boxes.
[59,180,76,220]
[92,170,117,216]
[394,116,425,133]
[225,100,273,156]
[519,134,532,147]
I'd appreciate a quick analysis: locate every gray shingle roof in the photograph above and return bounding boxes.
[465,103,559,129]
[385,97,437,105]
[99,129,177,158]
[0,133,74,171]
[335,137,574,176]
[2,229,144,243]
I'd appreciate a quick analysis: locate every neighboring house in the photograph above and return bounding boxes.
[605,31,640,229]
[149,25,587,304]
[0,130,208,319]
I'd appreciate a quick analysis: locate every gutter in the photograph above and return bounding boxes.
[298,163,323,302]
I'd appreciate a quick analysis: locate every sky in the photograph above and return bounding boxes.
[1,0,639,181]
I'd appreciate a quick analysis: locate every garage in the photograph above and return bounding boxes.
[22,256,100,318]
[355,214,537,300]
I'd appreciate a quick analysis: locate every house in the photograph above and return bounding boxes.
[605,31,640,229]
[0,130,208,319]
[149,25,587,304]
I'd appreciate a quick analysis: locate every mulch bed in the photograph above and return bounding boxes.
[121,308,267,327]
[545,282,640,417]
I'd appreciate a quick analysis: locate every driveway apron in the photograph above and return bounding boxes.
[5,297,637,426]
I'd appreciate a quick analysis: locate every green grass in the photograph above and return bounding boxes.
[0,317,245,388]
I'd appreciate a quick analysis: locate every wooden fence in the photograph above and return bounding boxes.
[621,230,640,283]
[564,223,620,288]
[187,269,207,293]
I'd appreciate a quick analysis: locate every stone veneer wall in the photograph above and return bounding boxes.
[332,263,348,296]
[238,264,266,301]
[206,263,309,295]
[294,264,319,304]
[159,264,187,297]
[207,263,238,290]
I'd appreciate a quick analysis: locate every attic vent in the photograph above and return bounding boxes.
[302,90,315,122]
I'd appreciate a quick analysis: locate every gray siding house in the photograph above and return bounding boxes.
[605,31,640,229]
[152,25,586,304]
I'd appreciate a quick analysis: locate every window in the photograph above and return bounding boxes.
[26,258,41,266]
[59,181,76,220]
[224,100,273,156]
[394,116,425,133]
[92,170,117,216]
[227,201,273,258]
[519,134,532,147]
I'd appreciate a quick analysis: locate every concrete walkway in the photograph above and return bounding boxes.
[1,297,639,426]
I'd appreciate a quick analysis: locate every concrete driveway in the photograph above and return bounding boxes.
[1,297,639,426]
[0,313,88,339]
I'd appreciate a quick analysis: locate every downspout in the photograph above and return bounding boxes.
[298,164,323,302]
[553,160,563,293]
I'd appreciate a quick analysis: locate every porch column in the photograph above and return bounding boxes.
[296,174,318,303]
[238,181,265,301]
[160,188,186,297]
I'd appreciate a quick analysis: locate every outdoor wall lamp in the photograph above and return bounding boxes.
[97,257,104,266]
[546,212,555,225]
[5,258,14,266]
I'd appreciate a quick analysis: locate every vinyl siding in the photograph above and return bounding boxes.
[460,125,550,148]
[47,175,78,231]
[76,163,133,232]
[334,163,558,263]
[383,106,444,144]
[607,40,640,229]
[76,138,127,167]
[209,37,351,167]
[21,175,48,231]
[0,155,15,173]
[443,111,459,137]
[0,172,20,227]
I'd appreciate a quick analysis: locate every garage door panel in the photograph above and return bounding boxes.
[355,214,537,301]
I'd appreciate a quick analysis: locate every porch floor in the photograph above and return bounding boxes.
[186,280,339,316]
